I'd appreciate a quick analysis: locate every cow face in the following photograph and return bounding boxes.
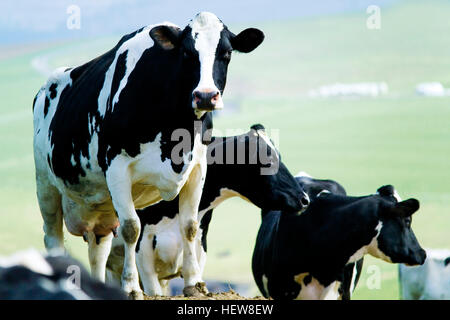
[240,124,310,213]
[150,12,264,113]
[371,185,426,266]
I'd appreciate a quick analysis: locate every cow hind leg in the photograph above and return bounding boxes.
[36,179,64,251]
[86,231,113,281]
[160,280,170,296]
[136,244,163,296]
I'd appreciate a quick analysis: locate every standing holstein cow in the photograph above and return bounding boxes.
[32,12,264,298]
[252,184,426,300]
[105,125,310,296]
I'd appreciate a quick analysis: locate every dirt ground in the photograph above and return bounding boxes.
[144,289,267,300]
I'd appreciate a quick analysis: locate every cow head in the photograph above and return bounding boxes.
[233,124,309,213]
[150,12,264,114]
[369,185,426,266]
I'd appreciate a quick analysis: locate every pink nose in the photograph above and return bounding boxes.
[193,90,220,110]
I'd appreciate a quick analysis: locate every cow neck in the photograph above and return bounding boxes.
[278,196,380,269]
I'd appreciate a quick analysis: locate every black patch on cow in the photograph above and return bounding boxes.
[152,235,157,250]
[32,90,39,112]
[44,96,50,117]
[108,50,128,111]
[95,234,103,245]
[136,198,179,252]
[49,83,58,99]
[303,274,312,286]
[199,210,213,252]
[47,154,53,171]
[445,257,450,266]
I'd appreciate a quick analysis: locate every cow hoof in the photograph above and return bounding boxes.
[183,282,208,297]
[128,290,144,300]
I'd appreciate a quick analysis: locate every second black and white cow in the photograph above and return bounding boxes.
[295,173,364,300]
[105,125,310,296]
[33,12,264,298]
[252,183,426,300]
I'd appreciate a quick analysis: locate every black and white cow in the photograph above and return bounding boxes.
[252,183,426,300]
[0,249,127,300]
[399,248,450,300]
[295,172,364,300]
[105,125,310,296]
[32,12,264,298]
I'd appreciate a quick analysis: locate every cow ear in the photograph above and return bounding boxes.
[377,185,395,198]
[389,199,420,217]
[150,25,182,50]
[250,124,265,132]
[231,28,265,53]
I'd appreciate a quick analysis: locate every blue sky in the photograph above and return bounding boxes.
[0,0,400,44]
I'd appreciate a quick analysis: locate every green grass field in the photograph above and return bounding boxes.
[0,0,449,299]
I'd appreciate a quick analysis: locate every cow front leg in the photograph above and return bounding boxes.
[106,163,143,300]
[86,231,113,281]
[179,163,208,297]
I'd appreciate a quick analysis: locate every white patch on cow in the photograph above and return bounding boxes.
[295,171,313,178]
[347,221,392,264]
[131,132,203,204]
[317,190,331,197]
[393,189,402,202]
[349,262,358,296]
[0,249,54,276]
[190,12,224,109]
[262,275,269,296]
[200,188,252,216]
[70,154,76,166]
[376,188,402,202]
[33,67,74,197]
[294,272,341,300]
[321,281,341,300]
[255,130,280,164]
[294,273,322,300]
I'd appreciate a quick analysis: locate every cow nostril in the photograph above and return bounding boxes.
[193,91,201,100]
[300,195,310,207]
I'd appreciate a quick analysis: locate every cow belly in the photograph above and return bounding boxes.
[132,184,162,209]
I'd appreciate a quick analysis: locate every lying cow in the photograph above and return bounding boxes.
[399,248,450,300]
[33,12,264,298]
[295,172,364,300]
[252,183,426,300]
[106,125,310,295]
[0,249,126,300]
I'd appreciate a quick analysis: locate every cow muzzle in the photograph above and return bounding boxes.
[192,89,223,111]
